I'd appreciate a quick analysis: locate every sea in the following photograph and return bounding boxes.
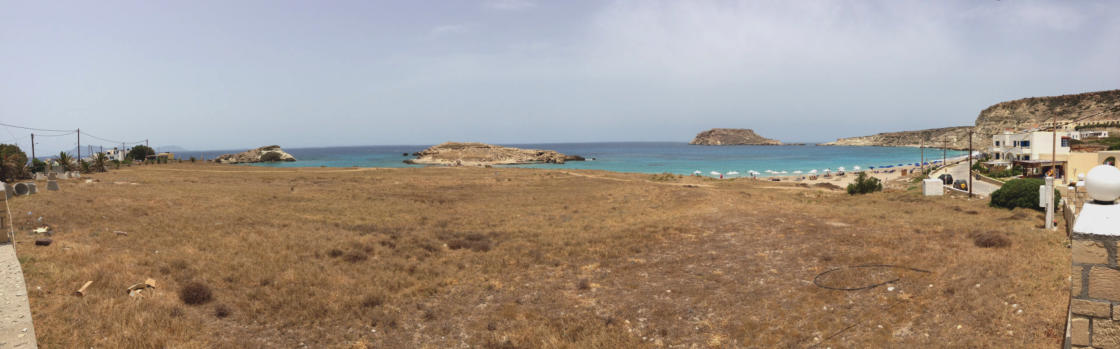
[187,142,968,177]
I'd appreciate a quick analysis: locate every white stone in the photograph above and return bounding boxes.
[1086,165,1120,202]
[1073,202,1120,236]
[922,179,943,196]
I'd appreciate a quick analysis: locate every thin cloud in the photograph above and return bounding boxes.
[430,24,470,36]
[484,0,535,11]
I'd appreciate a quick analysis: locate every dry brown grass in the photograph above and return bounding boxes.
[9,163,1069,347]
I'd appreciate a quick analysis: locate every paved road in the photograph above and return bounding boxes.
[0,244,36,348]
[931,160,1001,197]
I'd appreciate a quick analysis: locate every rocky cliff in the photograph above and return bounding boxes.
[823,89,1120,149]
[689,128,781,145]
[821,126,974,149]
[215,145,296,164]
[972,89,1120,138]
[404,142,584,166]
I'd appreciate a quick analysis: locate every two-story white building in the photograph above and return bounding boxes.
[990,131,1071,162]
[103,147,128,162]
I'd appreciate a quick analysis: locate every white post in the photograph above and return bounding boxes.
[1046,176,1055,231]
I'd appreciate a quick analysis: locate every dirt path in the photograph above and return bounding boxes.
[0,244,36,348]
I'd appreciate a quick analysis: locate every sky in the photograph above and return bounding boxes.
[2,0,1119,153]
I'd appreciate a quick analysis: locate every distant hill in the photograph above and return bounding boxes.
[689,128,781,145]
[823,89,1120,149]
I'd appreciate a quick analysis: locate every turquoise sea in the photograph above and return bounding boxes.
[193,143,967,176]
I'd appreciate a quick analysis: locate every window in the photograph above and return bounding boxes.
[1023,155,1030,160]
[1061,138,1069,147]
[1020,140,1030,148]
[995,141,1001,146]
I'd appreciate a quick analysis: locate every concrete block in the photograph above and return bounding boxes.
[46,172,57,180]
[922,179,943,196]
[1073,299,1112,318]
[33,173,46,180]
[1096,318,1120,348]
[1072,317,1090,346]
[1074,240,1110,265]
[12,182,29,196]
[26,182,36,194]
[1075,265,1086,296]
[46,180,59,191]
[70,171,81,179]
[1090,266,1120,302]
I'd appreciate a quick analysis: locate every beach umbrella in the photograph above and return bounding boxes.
[809,169,818,174]
[868,166,874,169]
[710,171,721,176]
[853,166,861,171]
[693,170,702,175]
[793,170,802,174]
[780,171,788,174]
[838,167,846,171]
[727,171,740,176]
[823,168,831,173]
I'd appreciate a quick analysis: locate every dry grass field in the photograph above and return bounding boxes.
[8,163,1068,348]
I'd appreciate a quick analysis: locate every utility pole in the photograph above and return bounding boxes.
[30,133,34,161]
[968,130,974,198]
[921,139,925,174]
[1052,114,1058,179]
[77,128,81,161]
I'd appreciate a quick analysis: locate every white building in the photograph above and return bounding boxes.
[990,131,1071,162]
[103,147,128,162]
[1072,130,1110,140]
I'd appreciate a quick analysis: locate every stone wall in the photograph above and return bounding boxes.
[1071,231,1120,347]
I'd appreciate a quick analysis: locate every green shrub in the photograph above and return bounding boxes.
[30,158,46,173]
[989,178,1061,211]
[846,172,882,195]
[649,172,680,181]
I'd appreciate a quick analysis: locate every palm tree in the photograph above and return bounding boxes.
[56,152,75,172]
[93,153,109,172]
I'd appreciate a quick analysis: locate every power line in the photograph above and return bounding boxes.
[0,121,73,132]
[80,131,144,145]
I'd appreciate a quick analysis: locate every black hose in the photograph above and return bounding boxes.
[813,264,932,291]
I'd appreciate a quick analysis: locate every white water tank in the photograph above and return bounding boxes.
[922,179,943,196]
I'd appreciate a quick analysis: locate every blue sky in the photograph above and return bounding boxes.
[2,0,1118,152]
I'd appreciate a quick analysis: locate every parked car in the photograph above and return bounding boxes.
[938,174,954,185]
[953,179,968,191]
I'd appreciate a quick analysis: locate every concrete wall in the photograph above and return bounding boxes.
[1070,226,1120,347]
[1067,152,1120,184]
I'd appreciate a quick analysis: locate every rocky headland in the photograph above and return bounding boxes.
[405,142,585,166]
[821,126,973,150]
[215,145,296,164]
[823,89,1120,149]
[689,128,782,145]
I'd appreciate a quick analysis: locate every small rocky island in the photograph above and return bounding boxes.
[405,142,585,166]
[689,128,782,145]
[215,145,296,164]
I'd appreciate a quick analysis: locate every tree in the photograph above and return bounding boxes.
[0,144,29,182]
[56,152,75,171]
[92,153,109,172]
[127,145,155,162]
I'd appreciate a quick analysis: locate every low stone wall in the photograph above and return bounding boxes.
[1070,232,1120,347]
